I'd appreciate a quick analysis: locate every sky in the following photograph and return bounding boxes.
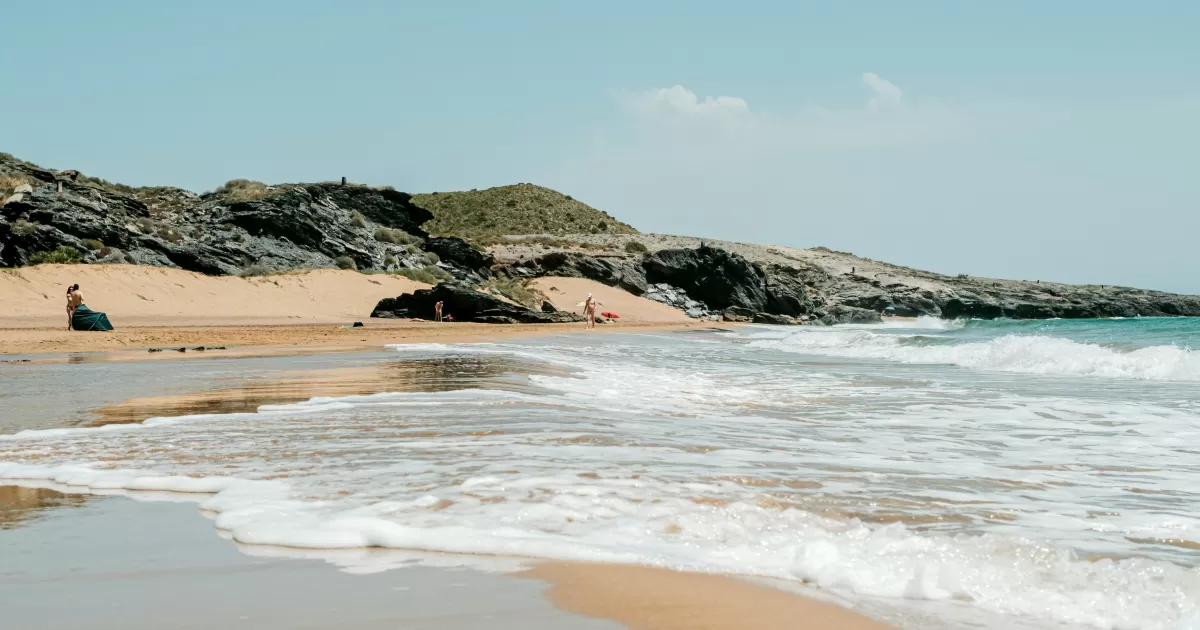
[3,1,1198,292]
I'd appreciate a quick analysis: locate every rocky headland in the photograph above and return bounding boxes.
[4,151,1198,325]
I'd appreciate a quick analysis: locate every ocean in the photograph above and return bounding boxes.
[2,318,1198,629]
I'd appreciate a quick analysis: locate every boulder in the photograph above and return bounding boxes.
[722,306,755,322]
[425,236,493,276]
[642,245,769,312]
[819,305,882,325]
[752,312,800,325]
[372,283,582,324]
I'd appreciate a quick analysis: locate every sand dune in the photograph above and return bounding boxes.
[531,277,692,324]
[0,264,428,328]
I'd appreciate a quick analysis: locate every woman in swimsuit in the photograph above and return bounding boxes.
[65,285,75,330]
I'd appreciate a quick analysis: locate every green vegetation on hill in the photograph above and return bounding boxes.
[412,184,637,239]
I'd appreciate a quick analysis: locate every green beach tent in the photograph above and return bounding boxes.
[71,305,113,331]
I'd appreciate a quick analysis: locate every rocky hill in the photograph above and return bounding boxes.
[4,151,1198,324]
[0,153,493,284]
[412,184,636,240]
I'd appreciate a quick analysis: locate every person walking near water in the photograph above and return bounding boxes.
[583,293,600,329]
[434,300,443,322]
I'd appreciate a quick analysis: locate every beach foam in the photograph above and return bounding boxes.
[746,328,1200,381]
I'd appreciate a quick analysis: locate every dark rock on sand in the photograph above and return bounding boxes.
[818,305,883,326]
[372,283,582,324]
[642,245,769,312]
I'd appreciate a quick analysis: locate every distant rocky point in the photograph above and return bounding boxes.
[3,152,1198,324]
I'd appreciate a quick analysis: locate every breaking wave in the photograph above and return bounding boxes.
[748,328,1200,381]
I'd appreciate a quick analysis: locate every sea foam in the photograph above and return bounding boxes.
[747,328,1200,381]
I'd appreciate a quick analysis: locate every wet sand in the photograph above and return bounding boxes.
[0,488,622,630]
[85,356,570,427]
[0,319,705,357]
[523,563,895,630]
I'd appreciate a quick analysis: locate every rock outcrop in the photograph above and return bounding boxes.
[372,283,582,324]
[502,244,812,323]
[0,154,453,278]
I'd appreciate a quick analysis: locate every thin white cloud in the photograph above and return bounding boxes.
[861,72,903,108]
[620,85,750,119]
[612,74,961,151]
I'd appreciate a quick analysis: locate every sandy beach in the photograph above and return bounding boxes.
[0,266,703,356]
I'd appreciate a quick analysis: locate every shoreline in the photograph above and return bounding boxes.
[0,319,713,359]
[0,485,896,630]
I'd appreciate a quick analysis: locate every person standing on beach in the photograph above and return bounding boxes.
[434,300,443,322]
[65,285,77,330]
[583,293,600,329]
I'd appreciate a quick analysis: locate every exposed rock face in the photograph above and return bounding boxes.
[805,268,1200,320]
[0,154,445,277]
[506,245,809,322]
[512,251,648,295]
[645,283,709,318]
[372,283,582,324]
[642,245,769,312]
[424,237,494,280]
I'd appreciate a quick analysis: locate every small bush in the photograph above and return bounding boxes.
[157,227,184,243]
[80,239,104,251]
[405,244,421,255]
[478,275,540,308]
[383,254,397,267]
[124,253,138,264]
[349,211,367,228]
[423,251,440,265]
[334,256,357,270]
[565,195,573,201]
[11,219,36,237]
[0,174,30,191]
[624,241,649,254]
[391,265,452,284]
[136,217,156,233]
[374,227,420,245]
[28,246,82,265]
[213,179,273,203]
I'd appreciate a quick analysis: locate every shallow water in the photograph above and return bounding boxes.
[2,320,1198,629]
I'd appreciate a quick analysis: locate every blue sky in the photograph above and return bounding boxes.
[4,1,1198,292]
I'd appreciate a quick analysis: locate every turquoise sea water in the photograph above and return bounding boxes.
[947,317,1200,351]
[2,317,1198,629]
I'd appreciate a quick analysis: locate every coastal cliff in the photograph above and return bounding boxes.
[4,152,1198,324]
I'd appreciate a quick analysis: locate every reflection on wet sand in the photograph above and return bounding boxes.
[87,356,574,427]
[0,485,88,530]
